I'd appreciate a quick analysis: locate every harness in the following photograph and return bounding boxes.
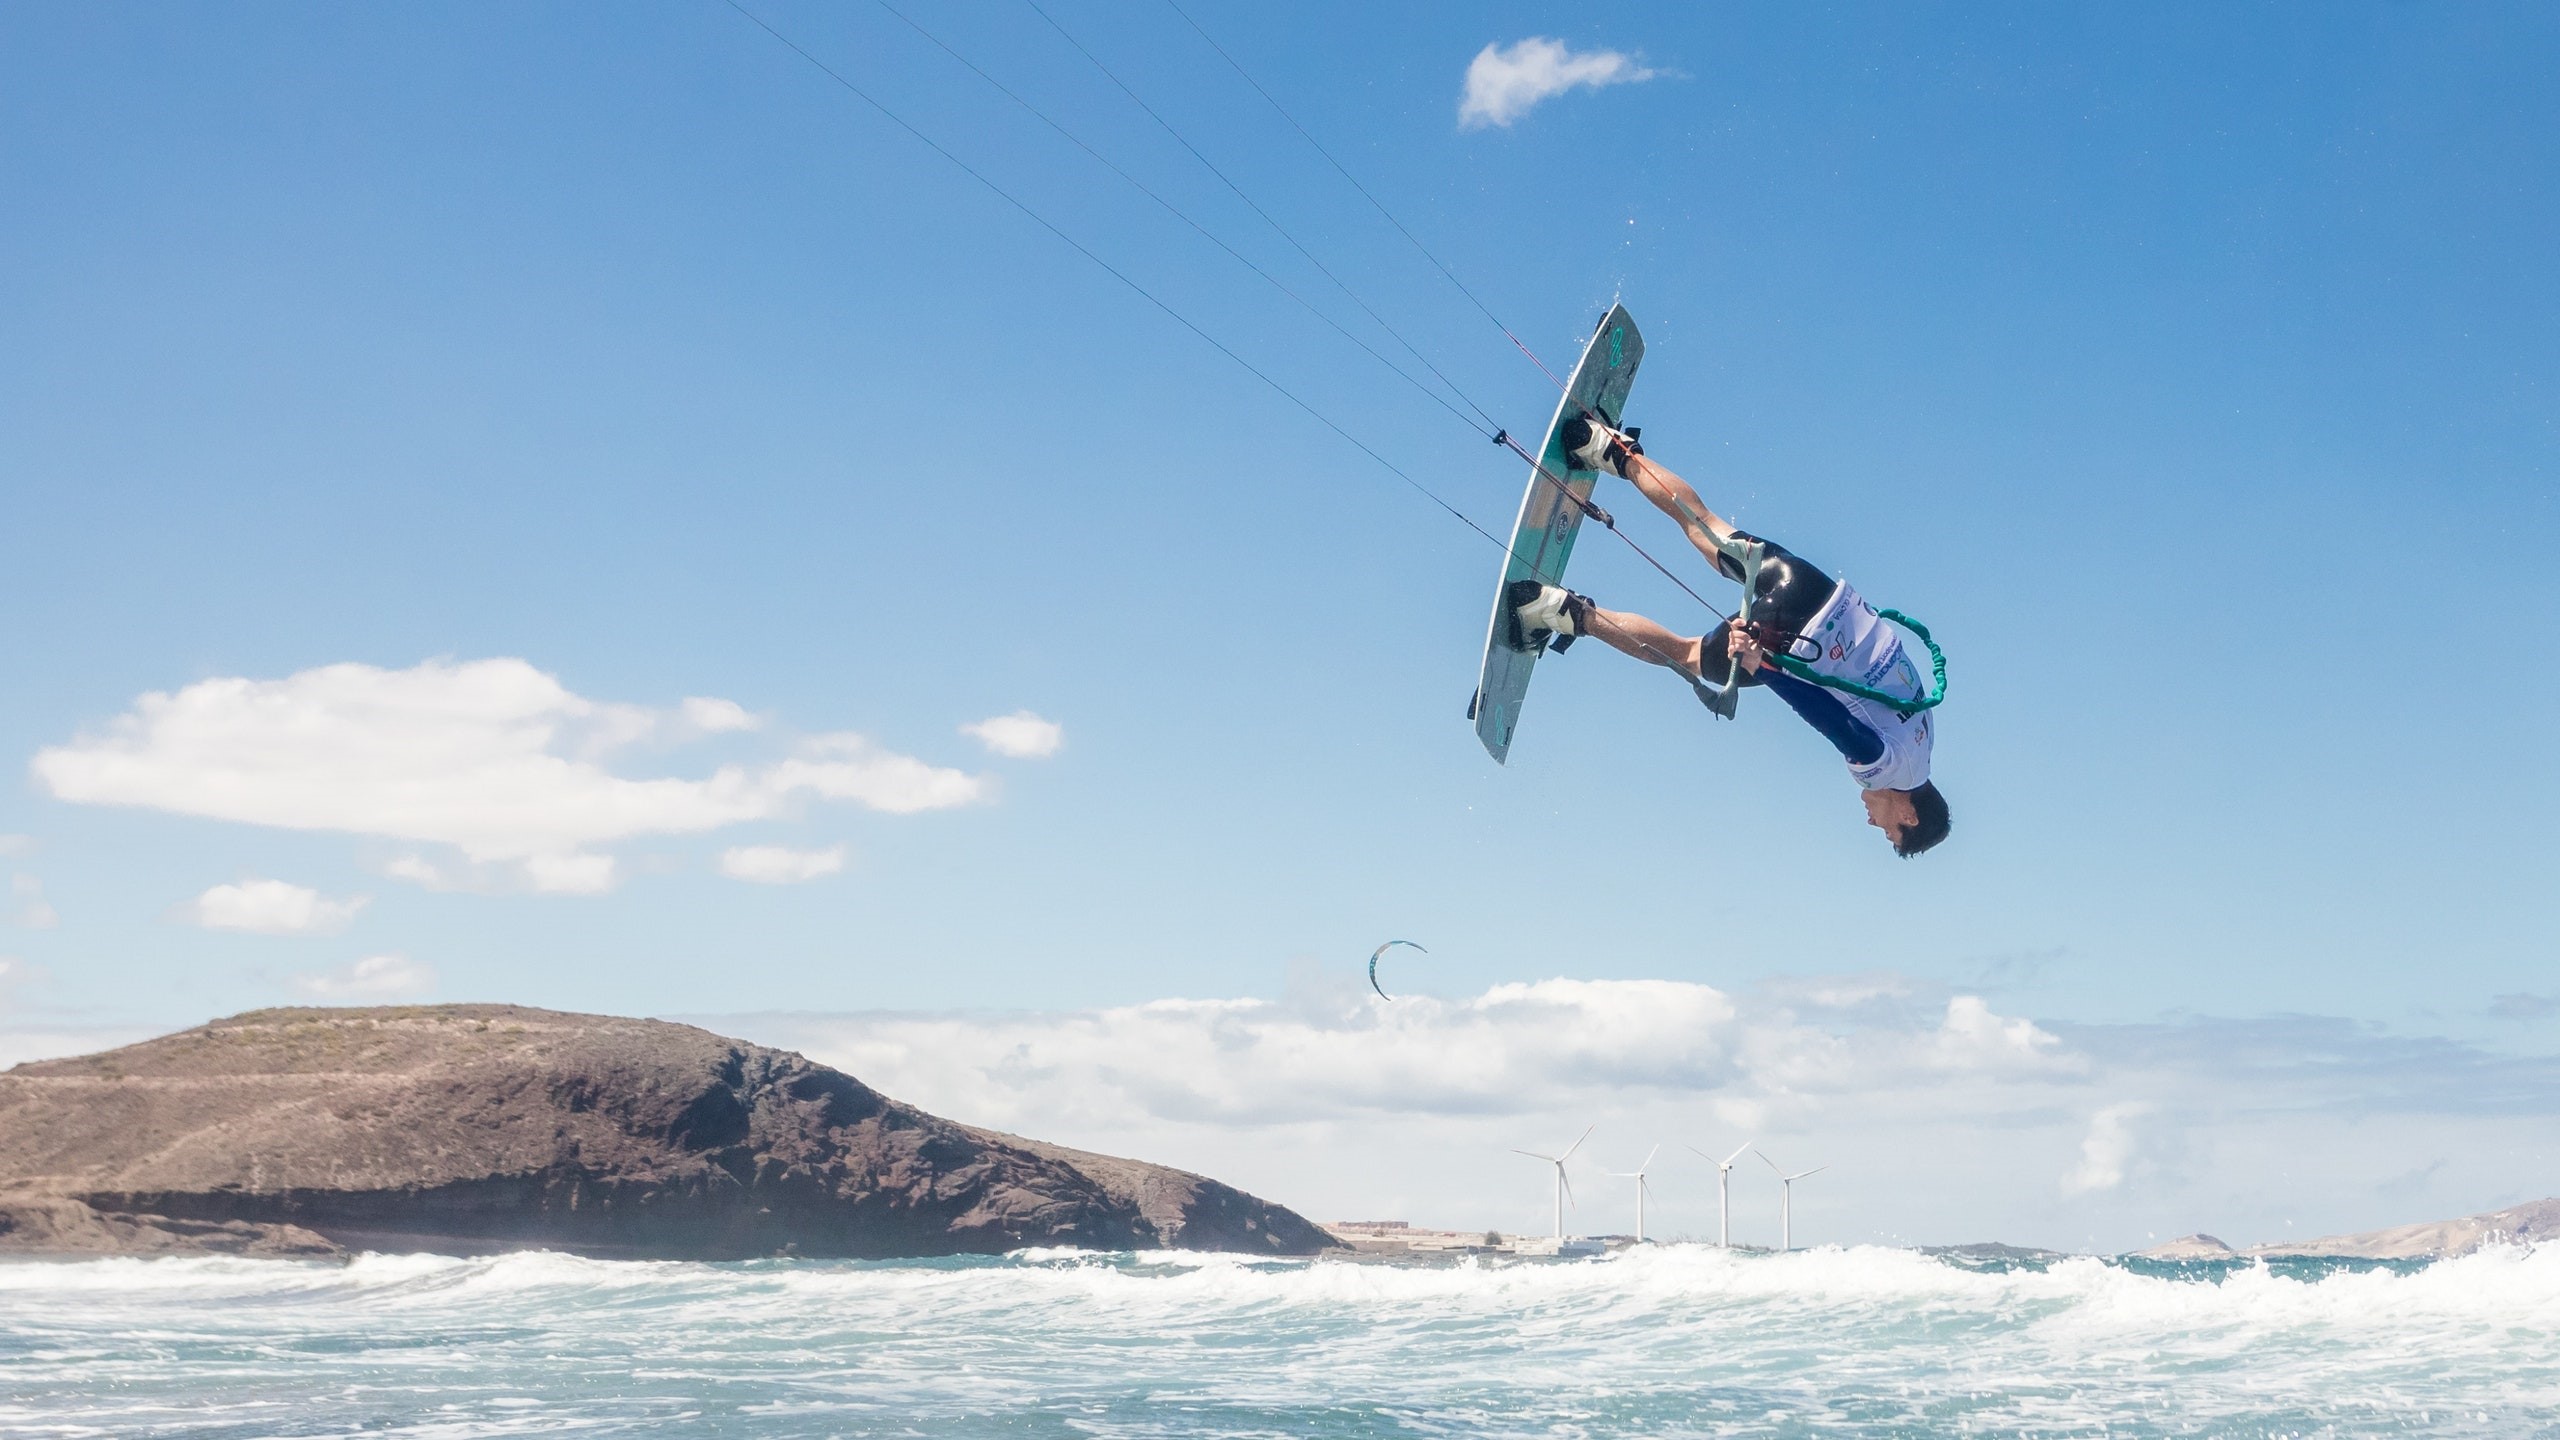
[1686,527,1949,721]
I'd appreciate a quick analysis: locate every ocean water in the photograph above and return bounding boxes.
[4,1243,2555,1438]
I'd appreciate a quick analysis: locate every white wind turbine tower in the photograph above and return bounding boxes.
[1757,1150,1827,1251]
[1512,1125,1593,1239]
[1604,1145,1661,1244]
[1684,1141,1754,1248]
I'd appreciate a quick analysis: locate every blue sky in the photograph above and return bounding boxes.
[4,2,2556,1250]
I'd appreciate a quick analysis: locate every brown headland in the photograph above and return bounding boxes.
[0,1004,1337,1261]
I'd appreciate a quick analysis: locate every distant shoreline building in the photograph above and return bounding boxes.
[1324,1221,1607,1258]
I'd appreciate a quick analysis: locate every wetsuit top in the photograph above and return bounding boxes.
[1697,536,1935,793]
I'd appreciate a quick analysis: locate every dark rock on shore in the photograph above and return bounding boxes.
[1918,1242,2069,1264]
[0,1004,1338,1262]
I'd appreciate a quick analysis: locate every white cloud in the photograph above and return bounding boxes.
[681,696,759,734]
[368,849,618,896]
[768,733,994,812]
[962,710,1064,760]
[2062,1102,2154,1195]
[0,835,32,858]
[1930,995,2075,1074]
[378,853,457,889]
[289,953,436,1001]
[709,980,2560,1253]
[32,659,991,894]
[178,878,369,935]
[722,980,2101,1246]
[1459,37,1658,130]
[718,844,847,885]
[9,876,57,931]
[742,980,2073,1133]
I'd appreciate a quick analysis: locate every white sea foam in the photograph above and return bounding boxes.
[2,1244,2553,1437]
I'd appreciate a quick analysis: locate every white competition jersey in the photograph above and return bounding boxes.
[1786,580,1934,792]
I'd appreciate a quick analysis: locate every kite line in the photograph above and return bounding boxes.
[718,0,1741,665]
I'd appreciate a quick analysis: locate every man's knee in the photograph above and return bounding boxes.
[1693,621,1751,687]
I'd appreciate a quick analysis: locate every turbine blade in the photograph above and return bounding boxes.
[1512,1149,1556,1161]
[1756,1149,1784,1176]
[1723,1141,1753,1167]
[1558,1124,1595,1162]
[1638,1144,1660,1173]
[1792,1166,1828,1180]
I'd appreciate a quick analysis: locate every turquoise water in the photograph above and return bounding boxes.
[3,1243,2555,1437]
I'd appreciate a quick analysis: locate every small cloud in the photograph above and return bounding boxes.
[2061,1102,2153,1194]
[772,733,994,811]
[372,850,617,895]
[178,878,369,936]
[718,844,847,885]
[1771,971,1915,1012]
[0,835,33,858]
[1930,995,2074,1073]
[681,697,760,734]
[9,875,57,931]
[1459,37,1657,130]
[2489,992,2558,1020]
[290,954,436,1001]
[380,853,456,889]
[963,710,1064,760]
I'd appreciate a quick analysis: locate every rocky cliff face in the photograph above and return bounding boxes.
[0,1005,1337,1261]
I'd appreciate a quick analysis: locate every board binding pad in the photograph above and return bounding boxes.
[1470,304,1645,762]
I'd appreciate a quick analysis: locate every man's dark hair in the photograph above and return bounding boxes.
[1895,781,1951,858]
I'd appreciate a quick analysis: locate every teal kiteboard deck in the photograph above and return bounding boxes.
[1469,304,1646,762]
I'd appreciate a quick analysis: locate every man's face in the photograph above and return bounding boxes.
[1862,788,1919,848]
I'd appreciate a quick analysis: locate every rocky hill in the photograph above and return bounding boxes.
[2134,1198,2560,1261]
[0,1004,1336,1261]
[2135,1233,2238,1260]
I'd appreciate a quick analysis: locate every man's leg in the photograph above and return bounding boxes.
[1618,454,1747,573]
[1579,603,1705,681]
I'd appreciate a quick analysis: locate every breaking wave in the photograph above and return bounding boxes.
[2,1243,2553,1437]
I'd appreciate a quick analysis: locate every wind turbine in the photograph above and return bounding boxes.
[1512,1125,1593,1239]
[1684,1141,1754,1248]
[1604,1145,1661,1244]
[1757,1150,1827,1251]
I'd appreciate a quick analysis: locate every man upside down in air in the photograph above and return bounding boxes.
[1507,417,1951,857]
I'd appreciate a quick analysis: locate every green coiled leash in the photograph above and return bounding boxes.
[1768,609,1949,719]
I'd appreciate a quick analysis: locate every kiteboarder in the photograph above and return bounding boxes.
[1509,418,1951,857]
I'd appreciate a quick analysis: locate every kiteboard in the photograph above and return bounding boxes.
[1469,304,1646,762]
